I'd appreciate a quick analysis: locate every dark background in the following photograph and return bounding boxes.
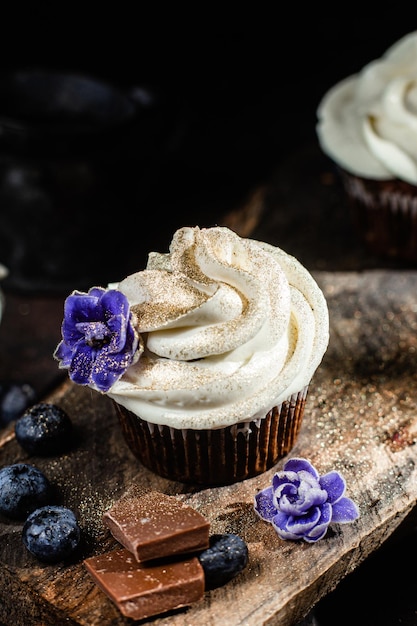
[1,14,412,162]
[12,16,409,145]
[0,15,414,292]
[14,16,411,169]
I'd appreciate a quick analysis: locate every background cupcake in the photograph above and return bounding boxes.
[0,264,8,325]
[316,31,417,263]
[55,226,329,485]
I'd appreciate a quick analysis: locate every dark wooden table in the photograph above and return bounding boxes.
[2,142,417,625]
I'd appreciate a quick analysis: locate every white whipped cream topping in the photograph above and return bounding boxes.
[317,31,417,183]
[107,226,329,429]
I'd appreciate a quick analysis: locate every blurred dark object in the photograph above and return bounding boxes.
[0,69,183,294]
[0,381,37,427]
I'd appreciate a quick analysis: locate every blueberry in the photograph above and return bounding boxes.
[0,463,52,520]
[15,402,73,455]
[198,533,249,589]
[22,505,81,563]
[0,381,37,426]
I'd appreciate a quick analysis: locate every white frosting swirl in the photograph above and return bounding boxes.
[317,31,417,183]
[107,227,329,429]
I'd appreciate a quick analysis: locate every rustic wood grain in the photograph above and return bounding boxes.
[1,269,417,625]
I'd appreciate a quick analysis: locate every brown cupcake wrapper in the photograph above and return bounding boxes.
[114,386,308,486]
[339,170,417,261]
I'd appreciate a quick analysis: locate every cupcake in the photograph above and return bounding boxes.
[54,226,329,485]
[316,31,417,262]
[0,263,7,324]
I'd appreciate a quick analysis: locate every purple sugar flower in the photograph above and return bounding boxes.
[54,287,141,393]
[254,457,359,543]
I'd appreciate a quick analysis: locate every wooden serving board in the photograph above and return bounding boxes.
[2,269,417,626]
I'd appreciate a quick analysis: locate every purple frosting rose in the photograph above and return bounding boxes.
[254,457,359,543]
[54,287,140,393]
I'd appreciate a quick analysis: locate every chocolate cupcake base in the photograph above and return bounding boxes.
[339,170,417,262]
[113,386,308,485]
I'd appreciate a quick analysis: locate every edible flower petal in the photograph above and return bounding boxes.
[254,457,359,543]
[54,287,141,393]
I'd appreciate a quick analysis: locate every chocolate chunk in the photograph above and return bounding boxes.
[103,490,210,562]
[84,548,205,620]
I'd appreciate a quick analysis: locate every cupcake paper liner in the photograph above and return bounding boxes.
[113,386,309,485]
[340,170,417,262]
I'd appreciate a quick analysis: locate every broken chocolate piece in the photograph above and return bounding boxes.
[84,548,204,620]
[103,490,210,562]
